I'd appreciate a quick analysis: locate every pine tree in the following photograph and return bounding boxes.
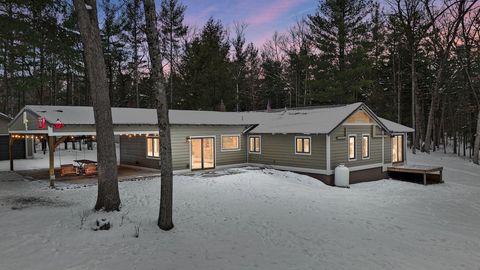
[159,0,187,108]
[307,0,372,104]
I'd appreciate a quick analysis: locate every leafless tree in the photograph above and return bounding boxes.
[143,0,174,230]
[73,0,121,211]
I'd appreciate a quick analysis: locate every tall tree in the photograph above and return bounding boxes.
[178,18,231,110]
[73,0,120,211]
[231,22,248,111]
[143,0,174,230]
[307,0,373,104]
[160,0,187,108]
[121,0,145,107]
[389,0,429,153]
[422,0,476,153]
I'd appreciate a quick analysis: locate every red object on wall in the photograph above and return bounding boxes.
[38,117,46,129]
[53,119,64,129]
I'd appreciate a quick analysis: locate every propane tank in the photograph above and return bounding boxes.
[334,164,350,187]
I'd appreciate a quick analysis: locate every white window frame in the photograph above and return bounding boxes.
[146,136,160,159]
[362,134,370,159]
[392,134,404,163]
[348,134,357,161]
[220,134,241,152]
[248,135,261,154]
[294,136,312,155]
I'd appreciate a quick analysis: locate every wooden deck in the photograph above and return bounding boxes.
[387,165,443,185]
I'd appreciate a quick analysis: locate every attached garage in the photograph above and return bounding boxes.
[0,113,26,160]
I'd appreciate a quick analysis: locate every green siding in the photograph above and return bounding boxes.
[330,125,385,168]
[248,134,326,170]
[0,118,9,134]
[120,125,248,170]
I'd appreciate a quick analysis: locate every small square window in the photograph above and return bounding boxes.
[295,137,311,154]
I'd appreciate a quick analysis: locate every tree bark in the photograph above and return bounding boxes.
[74,0,120,211]
[143,0,174,231]
[411,51,417,154]
[474,109,480,164]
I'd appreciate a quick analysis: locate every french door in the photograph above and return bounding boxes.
[191,137,215,170]
[392,135,404,163]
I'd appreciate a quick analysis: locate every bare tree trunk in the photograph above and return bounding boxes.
[411,52,416,154]
[474,109,480,164]
[143,0,174,231]
[74,0,120,211]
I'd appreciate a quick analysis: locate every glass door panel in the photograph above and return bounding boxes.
[191,138,203,170]
[190,137,215,170]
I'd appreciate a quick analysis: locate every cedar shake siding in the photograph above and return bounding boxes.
[248,134,327,170]
[120,125,248,170]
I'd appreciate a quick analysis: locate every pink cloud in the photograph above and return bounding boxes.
[246,0,306,26]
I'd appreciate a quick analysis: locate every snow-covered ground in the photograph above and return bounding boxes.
[0,151,479,270]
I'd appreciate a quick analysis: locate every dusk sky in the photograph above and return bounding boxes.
[170,0,316,47]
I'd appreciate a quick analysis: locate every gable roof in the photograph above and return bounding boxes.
[13,105,267,126]
[9,103,413,134]
[378,117,414,133]
[249,103,365,134]
[0,112,11,121]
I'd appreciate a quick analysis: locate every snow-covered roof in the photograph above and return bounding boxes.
[21,105,264,126]
[249,103,365,134]
[0,112,11,121]
[10,104,412,134]
[378,117,414,133]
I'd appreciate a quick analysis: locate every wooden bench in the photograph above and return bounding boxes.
[84,164,97,176]
[61,164,77,176]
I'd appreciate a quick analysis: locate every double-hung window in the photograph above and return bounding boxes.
[348,135,356,160]
[295,136,311,155]
[362,135,370,159]
[146,136,160,158]
[249,136,261,153]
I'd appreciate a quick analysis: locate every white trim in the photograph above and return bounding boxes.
[173,163,249,174]
[382,130,385,172]
[189,135,216,170]
[326,135,331,171]
[294,135,312,155]
[220,134,241,152]
[361,134,370,160]
[248,135,262,154]
[247,163,331,175]
[145,136,160,159]
[9,130,47,134]
[347,163,384,172]
[347,134,357,161]
[342,123,376,126]
[383,162,392,172]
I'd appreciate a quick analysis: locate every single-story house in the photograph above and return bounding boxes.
[7,102,413,185]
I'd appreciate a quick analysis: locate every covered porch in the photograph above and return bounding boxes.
[7,106,161,187]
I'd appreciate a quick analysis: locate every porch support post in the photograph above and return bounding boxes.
[48,135,56,188]
[9,134,14,171]
[326,135,331,172]
[423,172,427,185]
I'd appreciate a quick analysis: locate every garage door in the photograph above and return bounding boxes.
[0,136,26,160]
